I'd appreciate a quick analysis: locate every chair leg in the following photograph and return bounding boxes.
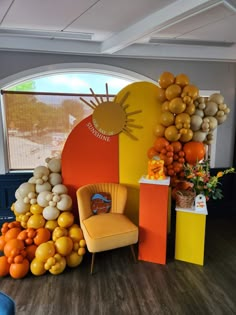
[90,253,95,275]
[130,245,137,263]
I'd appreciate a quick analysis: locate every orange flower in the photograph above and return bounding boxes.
[217,171,223,178]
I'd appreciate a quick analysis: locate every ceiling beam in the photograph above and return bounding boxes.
[100,0,226,54]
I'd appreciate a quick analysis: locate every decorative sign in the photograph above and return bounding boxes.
[80,84,142,140]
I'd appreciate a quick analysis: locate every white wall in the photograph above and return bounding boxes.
[0,51,235,173]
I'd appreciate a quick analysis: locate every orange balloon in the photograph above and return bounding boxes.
[147,147,158,159]
[34,228,51,246]
[4,227,22,242]
[0,256,10,277]
[9,259,30,279]
[165,84,182,101]
[183,141,205,165]
[158,72,175,89]
[153,137,169,152]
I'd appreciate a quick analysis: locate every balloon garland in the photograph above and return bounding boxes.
[0,157,86,279]
[147,71,230,186]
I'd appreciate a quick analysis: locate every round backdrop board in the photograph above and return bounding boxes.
[62,81,162,223]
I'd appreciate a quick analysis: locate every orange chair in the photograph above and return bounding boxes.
[76,183,138,274]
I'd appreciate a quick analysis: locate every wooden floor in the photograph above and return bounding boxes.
[1,216,236,315]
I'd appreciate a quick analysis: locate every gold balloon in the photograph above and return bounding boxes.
[184,103,196,115]
[175,73,190,87]
[160,112,175,127]
[175,113,191,128]
[165,84,182,100]
[156,86,167,102]
[158,72,175,89]
[161,101,170,112]
[179,129,193,142]
[182,85,199,100]
[154,124,166,137]
[169,97,186,114]
[164,125,181,142]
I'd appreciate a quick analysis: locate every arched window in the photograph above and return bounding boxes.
[1,65,150,172]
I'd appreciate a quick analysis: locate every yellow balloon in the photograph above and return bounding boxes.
[30,258,47,276]
[35,241,56,262]
[68,225,84,242]
[154,124,166,137]
[30,204,43,214]
[27,214,45,229]
[55,236,73,256]
[57,212,74,228]
[66,251,83,268]
[179,129,193,142]
[45,220,59,231]
[164,126,181,142]
[160,112,175,127]
[165,84,182,101]
[169,97,186,114]
[49,256,66,275]
[158,72,175,89]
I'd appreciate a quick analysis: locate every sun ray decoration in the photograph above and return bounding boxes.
[80,83,143,140]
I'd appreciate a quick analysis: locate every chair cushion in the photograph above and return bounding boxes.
[91,192,111,215]
[0,292,15,315]
[82,213,138,253]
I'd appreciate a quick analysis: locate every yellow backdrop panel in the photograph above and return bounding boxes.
[116,82,162,224]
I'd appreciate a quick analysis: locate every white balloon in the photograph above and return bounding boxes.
[52,184,68,195]
[36,182,52,193]
[37,191,51,207]
[18,182,35,198]
[14,198,30,214]
[57,194,72,211]
[43,206,60,220]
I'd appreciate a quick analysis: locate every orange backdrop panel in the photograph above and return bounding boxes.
[138,182,169,264]
[61,116,119,219]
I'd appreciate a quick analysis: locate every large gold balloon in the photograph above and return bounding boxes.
[154,124,166,137]
[165,84,182,100]
[164,125,181,142]
[175,73,190,87]
[158,72,175,89]
[169,97,186,114]
[160,112,175,127]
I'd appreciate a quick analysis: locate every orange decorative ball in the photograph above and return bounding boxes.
[183,141,205,165]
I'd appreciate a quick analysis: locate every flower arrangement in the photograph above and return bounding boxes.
[183,159,235,201]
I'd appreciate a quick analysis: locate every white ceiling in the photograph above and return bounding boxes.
[0,0,236,62]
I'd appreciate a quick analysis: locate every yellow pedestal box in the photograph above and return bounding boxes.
[175,207,208,266]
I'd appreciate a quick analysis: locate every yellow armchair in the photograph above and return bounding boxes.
[76,183,138,274]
